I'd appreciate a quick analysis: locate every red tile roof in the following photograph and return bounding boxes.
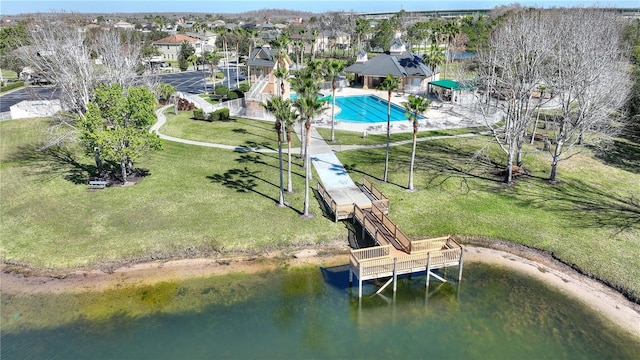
[153,34,198,45]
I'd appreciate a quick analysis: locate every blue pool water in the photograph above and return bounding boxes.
[334,95,423,123]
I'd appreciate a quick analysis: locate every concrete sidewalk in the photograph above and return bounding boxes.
[301,126,372,208]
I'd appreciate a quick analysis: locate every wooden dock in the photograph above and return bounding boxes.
[317,176,464,298]
[349,233,463,298]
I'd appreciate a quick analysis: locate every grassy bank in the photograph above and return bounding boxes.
[0,116,343,269]
[1,114,638,301]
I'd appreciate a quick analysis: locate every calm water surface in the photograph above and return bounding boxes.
[2,263,639,359]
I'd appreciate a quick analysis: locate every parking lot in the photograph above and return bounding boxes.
[0,86,61,113]
[157,67,245,94]
[0,69,245,115]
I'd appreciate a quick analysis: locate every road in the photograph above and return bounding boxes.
[0,69,246,112]
[0,86,61,113]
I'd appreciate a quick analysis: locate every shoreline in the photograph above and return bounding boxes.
[2,244,639,340]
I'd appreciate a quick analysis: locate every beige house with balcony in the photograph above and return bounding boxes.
[152,34,202,61]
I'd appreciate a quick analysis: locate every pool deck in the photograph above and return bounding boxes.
[313,87,501,135]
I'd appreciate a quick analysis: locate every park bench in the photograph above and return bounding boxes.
[88,180,107,189]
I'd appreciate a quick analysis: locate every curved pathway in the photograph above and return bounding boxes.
[152,105,277,153]
[152,105,491,154]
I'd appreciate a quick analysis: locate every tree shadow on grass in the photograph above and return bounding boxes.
[312,187,337,222]
[594,139,640,174]
[508,178,640,234]
[232,127,277,147]
[207,167,302,215]
[342,140,506,192]
[341,149,401,187]
[242,140,276,152]
[10,143,95,185]
[235,118,274,131]
[207,167,276,201]
[593,118,640,174]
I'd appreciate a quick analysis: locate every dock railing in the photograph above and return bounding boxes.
[362,177,390,213]
[427,247,463,268]
[411,236,451,254]
[350,245,463,281]
[317,182,354,222]
[354,204,394,247]
[350,245,391,261]
[370,205,412,253]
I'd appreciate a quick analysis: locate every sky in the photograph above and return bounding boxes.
[1,0,638,15]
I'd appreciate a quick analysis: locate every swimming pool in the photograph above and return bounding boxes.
[334,95,423,123]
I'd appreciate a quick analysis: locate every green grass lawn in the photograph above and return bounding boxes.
[1,69,18,81]
[199,94,221,105]
[1,114,638,301]
[317,125,489,146]
[160,111,301,150]
[0,116,341,269]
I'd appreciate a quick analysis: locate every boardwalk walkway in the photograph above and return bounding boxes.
[304,127,372,216]
[299,125,464,298]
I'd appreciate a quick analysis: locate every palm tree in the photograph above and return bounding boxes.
[354,18,369,51]
[218,29,231,88]
[273,66,289,97]
[187,53,199,71]
[205,50,221,81]
[282,107,299,194]
[310,29,319,61]
[323,59,345,142]
[192,22,207,36]
[292,69,323,218]
[244,28,258,86]
[229,27,244,89]
[290,67,322,158]
[443,19,460,78]
[402,95,431,191]
[377,74,401,182]
[423,43,445,94]
[297,28,307,66]
[261,96,292,207]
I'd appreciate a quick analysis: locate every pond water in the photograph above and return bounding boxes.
[2,263,639,359]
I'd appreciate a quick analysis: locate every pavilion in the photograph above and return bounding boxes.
[345,38,439,94]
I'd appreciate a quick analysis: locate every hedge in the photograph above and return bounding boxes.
[207,108,230,121]
[193,108,205,120]
[0,81,24,93]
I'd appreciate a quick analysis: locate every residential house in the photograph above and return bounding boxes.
[112,21,134,30]
[152,34,202,61]
[187,31,218,53]
[210,20,226,29]
[313,30,351,55]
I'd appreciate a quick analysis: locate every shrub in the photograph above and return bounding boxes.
[193,108,205,120]
[0,81,24,93]
[178,59,189,72]
[214,85,229,97]
[238,82,250,93]
[216,108,230,120]
[226,91,239,100]
[207,108,230,121]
